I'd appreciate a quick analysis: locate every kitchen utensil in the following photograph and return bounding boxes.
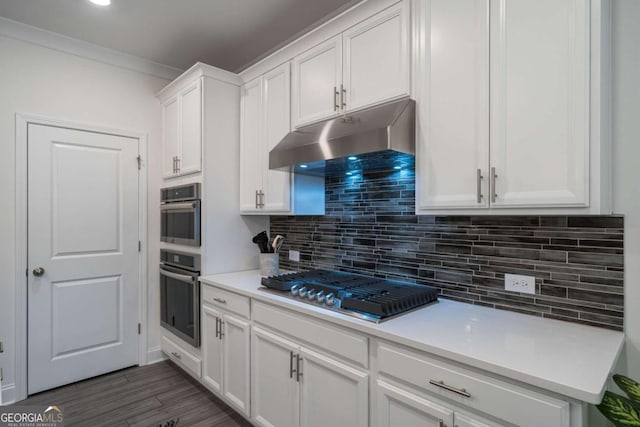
[252,231,272,253]
[272,235,285,253]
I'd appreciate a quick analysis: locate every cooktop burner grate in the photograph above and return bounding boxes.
[261,269,439,320]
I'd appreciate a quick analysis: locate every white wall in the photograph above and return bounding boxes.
[612,0,640,380]
[0,35,170,401]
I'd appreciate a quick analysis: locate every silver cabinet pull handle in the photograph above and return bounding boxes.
[213,298,227,304]
[296,354,303,382]
[438,420,444,427]
[491,166,498,203]
[219,320,224,339]
[289,351,296,379]
[176,157,180,173]
[215,317,220,338]
[171,351,181,360]
[476,169,483,203]
[340,84,346,110]
[255,190,259,209]
[429,379,471,398]
[333,86,339,111]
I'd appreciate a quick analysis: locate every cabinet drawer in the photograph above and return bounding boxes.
[162,335,202,378]
[376,342,569,427]
[253,301,368,368]
[202,284,250,319]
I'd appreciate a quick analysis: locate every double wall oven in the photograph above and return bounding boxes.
[160,182,202,348]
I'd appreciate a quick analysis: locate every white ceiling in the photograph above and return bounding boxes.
[0,0,359,73]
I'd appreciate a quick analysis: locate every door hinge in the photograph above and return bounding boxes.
[0,341,4,353]
[26,268,28,277]
[138,241,142,252]
[1,367,3,382]
[136,155,142,170]
[138,323,141,334]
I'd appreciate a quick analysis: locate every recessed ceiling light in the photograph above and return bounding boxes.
[89,0,111,6]
[348,156,358,161]
[393,165,402,170]
[299,164,308,169]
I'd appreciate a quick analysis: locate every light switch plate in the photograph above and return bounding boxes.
[289,250,300,262]
[504,273,536,295]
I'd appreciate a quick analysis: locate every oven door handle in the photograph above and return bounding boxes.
[160,202,198,211]
[160,269,196,283]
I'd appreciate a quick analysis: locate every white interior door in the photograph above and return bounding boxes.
[27,123,140,394]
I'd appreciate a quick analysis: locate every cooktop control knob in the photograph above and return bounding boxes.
[298,287,308,298]
[325,293,335,306]
[290,285,300,296]
[307,290,316,301]
[315,291,325,304]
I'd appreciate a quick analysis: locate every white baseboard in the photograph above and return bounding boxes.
[1,383,16,406]
[146,346,167,365]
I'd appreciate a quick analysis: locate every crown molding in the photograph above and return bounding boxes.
[0,16,183,81]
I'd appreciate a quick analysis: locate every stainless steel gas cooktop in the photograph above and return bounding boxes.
[260,269,439,323]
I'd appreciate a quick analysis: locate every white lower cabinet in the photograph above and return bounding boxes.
[251,326,369,427]
[201,304,251,416]
[377,381,500,427]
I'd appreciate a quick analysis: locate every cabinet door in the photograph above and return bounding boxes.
[342,0,410,112]
[161,96,179,178]
[222,313,251,416]
[489,0,589,207]
[251,327,299,427]
[178,79,202,175]
[376,381,454,427]
[263,63,293,212]
[201,305,223,394]
[416,0,490,210]
[299,347,368,427]
[292,36,342,127]
[240,77,264,212]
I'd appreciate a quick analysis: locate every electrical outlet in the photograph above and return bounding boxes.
[289,250,300,262]
[504,273,536,294]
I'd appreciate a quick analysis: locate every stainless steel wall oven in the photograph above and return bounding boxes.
[160,249,201,347]
[161,183,201,247]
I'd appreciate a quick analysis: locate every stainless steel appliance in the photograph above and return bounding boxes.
[160,249,201,347]
[269,98,415,177]
[260,269,438,323]
[161,183,201,247]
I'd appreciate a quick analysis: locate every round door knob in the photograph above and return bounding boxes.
[33,267,45,277]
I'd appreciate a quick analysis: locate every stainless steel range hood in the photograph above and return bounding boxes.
[269,98,415,177]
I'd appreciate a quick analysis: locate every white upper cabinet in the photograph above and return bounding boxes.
[263,64,293,212]
[343,1,410,112]
[239,77,266,212]
[489,0,589,208]
[240,64,293,214]
[416,0,490,210]
[178,80,203,176]
[160,78,202,178]
[240,63,324,215]
[416,0,607,214]
[161,96,179,178]
[292,36,342,127]
[292,0,410,127]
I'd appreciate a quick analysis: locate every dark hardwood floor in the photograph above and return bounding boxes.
[13,361,252,427]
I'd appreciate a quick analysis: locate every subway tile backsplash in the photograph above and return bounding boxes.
[271,169,624,330]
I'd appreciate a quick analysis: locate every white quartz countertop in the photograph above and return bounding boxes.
[199,269,624,404]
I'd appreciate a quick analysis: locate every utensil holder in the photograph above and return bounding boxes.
[260,253,279,276]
